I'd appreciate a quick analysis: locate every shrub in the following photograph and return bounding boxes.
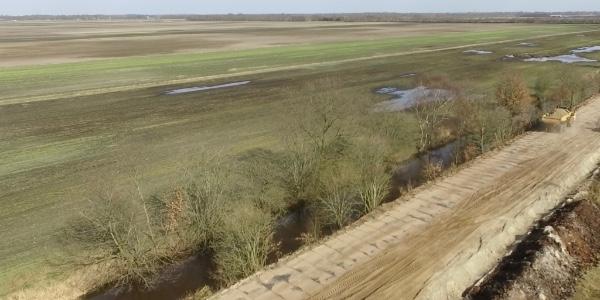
[422,159,444,182]
[63,155,232,289]
[185,286,214,300]
[357,173,390,214]
[213,205,277,286]
[236,149,288,216]
[314,167,360,230]
[352,140,390,214]
[63,184,168,288]
[275,144,321,207]
[154,155,231,254]
[495,73,532,116]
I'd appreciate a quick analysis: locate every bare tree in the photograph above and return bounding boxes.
[414,90,453,153]
[289,80,363,159]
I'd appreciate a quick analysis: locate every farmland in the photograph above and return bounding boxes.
[2,21,600,296]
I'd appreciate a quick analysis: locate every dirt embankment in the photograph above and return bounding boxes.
[465,183,600,300]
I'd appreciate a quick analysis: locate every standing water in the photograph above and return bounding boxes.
[165,81,251,95]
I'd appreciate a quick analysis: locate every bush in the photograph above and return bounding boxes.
[152,155,231,255]
[276,145,321,206]
[63,155,233,289]
[63,184,168,288]
[495,73,532,116]
[212,205,277,286]
[314,167,360,230]
[236,149,288,216]
[357,173,389,214]
[422,159,443,182]
[352,140,390,214]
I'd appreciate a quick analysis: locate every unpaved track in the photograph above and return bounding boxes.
[214,96,600,300]
[2,29,598,107]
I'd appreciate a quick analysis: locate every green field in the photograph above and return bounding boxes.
[1,22,600,295]
[1,23,598,102]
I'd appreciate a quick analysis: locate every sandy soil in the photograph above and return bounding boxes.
[466,197,600,300]
[213,96,600,300]
[0,21,543,67]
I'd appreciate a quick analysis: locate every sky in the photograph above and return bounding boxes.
[3,0,600,16]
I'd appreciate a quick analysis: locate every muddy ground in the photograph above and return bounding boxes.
[465,189,600,300]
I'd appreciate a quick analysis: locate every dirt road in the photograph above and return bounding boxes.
[213,96,600,300]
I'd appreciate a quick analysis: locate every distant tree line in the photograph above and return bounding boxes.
[4,12,600,24]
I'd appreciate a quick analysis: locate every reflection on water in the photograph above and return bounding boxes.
[524,54,596,64]
[463,50,493,55]
[165,81,251,95]
[523,45,600,64]
[374,86,453,112]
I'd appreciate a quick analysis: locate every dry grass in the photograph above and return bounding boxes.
[573,267,600,300]
[5,265,107,300]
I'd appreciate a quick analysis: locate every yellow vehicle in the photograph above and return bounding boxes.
[541,107,576,131]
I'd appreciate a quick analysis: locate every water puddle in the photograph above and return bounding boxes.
[464,50,493,55]
[399,73,417,78]
[374,86,453,112]
[572,45,600,53]
[392,142,458,186]
[165,81,251,95]
[524,54,596,64]
[523,45,600,64]
[517,42,536,47]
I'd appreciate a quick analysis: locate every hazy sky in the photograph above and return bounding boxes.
[4,0,600,15]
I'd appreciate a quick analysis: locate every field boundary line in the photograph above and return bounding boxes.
[2,29,599,106]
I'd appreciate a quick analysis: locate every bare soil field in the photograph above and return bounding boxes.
[0,21,578,67]
[214,96,600,299]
